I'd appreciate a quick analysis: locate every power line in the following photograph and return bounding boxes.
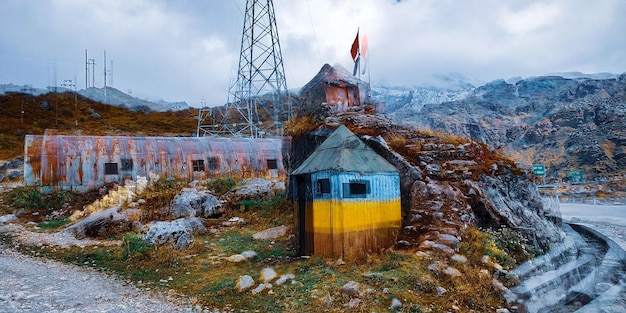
[305,0,322,64]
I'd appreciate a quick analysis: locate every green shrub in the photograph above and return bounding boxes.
[238,191,287,212]
[121,233,152,260]
[47,190,74,211]
[3,187,76,214]
[460,226,515,269]
[4,187,46,211]
[138,178,184,222]
[38,218,69,230]
[151,177,180,190]
[205,177,238,195]
[486,226,540,264]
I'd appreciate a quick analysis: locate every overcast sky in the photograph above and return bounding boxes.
[1,0,625,107]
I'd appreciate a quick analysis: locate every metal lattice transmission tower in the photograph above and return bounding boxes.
[198,0,291,138]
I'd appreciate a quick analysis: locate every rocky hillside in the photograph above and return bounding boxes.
[376,73,626,182]
[290,112,562,253]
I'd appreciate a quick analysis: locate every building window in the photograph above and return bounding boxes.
[343,181,369,198]
[121,158,133,171]
[267,159,278,170]
[104,162,119,175]
[316,178,331,195]
[207,157,219,170]
[192,159,205,172]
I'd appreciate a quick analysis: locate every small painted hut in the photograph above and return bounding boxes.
[291,125,401,260]
[24,135,286,193]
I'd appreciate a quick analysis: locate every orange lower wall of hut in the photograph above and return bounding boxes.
[296,199,401,260]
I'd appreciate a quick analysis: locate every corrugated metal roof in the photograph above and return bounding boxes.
[24,135,286,192]
[292,125,398,175]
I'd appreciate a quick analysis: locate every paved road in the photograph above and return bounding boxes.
[559,203,626,313]
[560,203,626,250]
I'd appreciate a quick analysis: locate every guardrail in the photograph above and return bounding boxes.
[558,197,626,206]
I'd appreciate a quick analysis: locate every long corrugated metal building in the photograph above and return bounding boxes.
[291,125,401,260]
[24,135,286,193]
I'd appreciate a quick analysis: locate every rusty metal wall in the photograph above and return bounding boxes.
[24,135,286,193]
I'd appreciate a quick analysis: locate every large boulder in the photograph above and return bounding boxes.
[64,207,131,239]
[225,178,283,208]
[466,174,563,250]
[253,225,289,240]
[171,188,224,219]
[7,170,23,181]
[143,217,207,249]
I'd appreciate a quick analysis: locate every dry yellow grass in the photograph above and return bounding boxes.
[0,93,199,159]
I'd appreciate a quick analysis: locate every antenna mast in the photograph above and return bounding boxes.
[197,0,291,137]
[104,51,107,103]
[85,49,88,89]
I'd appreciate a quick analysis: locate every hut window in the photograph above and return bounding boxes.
[104,162,119,175]
[207,157,219,170]
[121,158,133,171]
[343,181,370,198]
[267,159,278,169]
[192,160,205,172]
[316,178,331,195]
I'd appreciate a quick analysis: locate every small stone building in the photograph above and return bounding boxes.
[300,64,381,113]
[291,125,401,260]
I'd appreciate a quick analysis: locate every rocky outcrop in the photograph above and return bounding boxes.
[466,174,562,250]
[143,217,207,249]
[223,178,284,209]
[0,158,23,182]
[65,207,132,239]
[171,188,224,218]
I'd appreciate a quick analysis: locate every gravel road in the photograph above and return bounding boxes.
[0,244,205,313]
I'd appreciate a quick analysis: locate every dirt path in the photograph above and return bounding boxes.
[0,245,204,313]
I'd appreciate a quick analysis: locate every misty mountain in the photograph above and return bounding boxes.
[371,73,478,112]
[373,73,626,181]
[0,84,189,112]
[78,87,189,112]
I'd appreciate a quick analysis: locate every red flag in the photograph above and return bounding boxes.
[350,29,359,61]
